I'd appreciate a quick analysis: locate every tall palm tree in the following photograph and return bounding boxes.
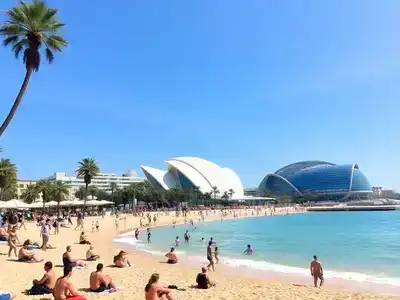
[211,186,220,206]
[76,158,100,215]
[0,1,68,136]
[0,158,17,201]
[51,181,69,216]
[109,182,118,203]
[221,191,230,201]
[36,179,52,209]
[20,184,39,203]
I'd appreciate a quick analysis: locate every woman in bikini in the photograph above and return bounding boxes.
[8,226,19,257]
[145,273,173,300]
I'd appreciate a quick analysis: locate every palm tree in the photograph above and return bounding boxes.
[211,186,220,206]
[228,188,235,199]
[74,186,86,200]
[76,158,100,215]
[221,191,230,201]
[20,184,39,203]
[36,179,52,209]
[0,1,68,136]
[51,181,69,216]
[0,158,17,201]
[109,182,118,203]
[88,186,98,199]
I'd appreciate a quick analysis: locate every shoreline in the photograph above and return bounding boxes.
[116,209,400,297]
[0,208,399,299]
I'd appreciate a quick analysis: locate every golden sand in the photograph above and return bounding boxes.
[0,209,398,300]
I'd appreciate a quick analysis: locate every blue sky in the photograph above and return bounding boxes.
[1,0,400,189]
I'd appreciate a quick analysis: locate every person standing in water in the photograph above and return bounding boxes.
[184,230,190,243]
[206,241,215,271]
[310,255,324,288]
[214,247,219,264]
[175,236,180,247]
[244,244,254,255]
[147,229,152,244]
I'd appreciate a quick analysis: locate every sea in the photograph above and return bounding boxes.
[113,211,400,294]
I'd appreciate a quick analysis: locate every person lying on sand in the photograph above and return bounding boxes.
[196,267,216,289]
[165,247,178,264]
[86,246,100,261]
[27,261,56,295]
[62,246,87,268]
[18,241,43,262]
[53,266,86,300]
[89,263,117,293]
[113,251,131,268]
[145,273,173,300]
[79,232,91,245]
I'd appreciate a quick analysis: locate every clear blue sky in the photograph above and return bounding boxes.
[1,0,400,189]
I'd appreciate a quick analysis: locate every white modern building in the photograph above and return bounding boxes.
[141,157,244,199]
[44,170,145,197]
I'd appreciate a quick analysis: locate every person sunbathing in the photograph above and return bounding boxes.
[27,261,56,295]
[113,251,131,268]
[196,267,216,289]
[0,289,16,300]
[0,226,8,241]
[86,246,100,261]
[53,266,86,300]
[79,232,91,245]
[165,247,178,264]
[18,241,43,262]
[89,263,117,293]
[62,246,87,268]
[145,273,173,300]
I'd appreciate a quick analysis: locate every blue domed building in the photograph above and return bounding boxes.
[258,161,372,201]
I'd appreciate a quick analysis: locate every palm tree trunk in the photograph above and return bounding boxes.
[0,68,33,136]
[84,184,88,216]
[111,189,114,203]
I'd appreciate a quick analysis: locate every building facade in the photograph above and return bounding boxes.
[258,161,372,201]
[141,156,244,199]
[16,179,40,200]
[44,170,145,198]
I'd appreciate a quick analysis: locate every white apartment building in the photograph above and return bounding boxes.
[44,170,146,198]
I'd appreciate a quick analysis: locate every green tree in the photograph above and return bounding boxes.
[51,181,69,216]
[74,186,86,200]
[0,158,17,201]
[228,188,235,199]
[0,0,68,136]
[109,182,118,203]
[36,179,52,209]
[221,191,229,201]
[211,186,220,206]
[76,158,100,215]
[88,185,98,199]
[20,183,39,203]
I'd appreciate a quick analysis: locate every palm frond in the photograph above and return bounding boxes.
[3,35,19,46]
[44,47,53,63]
[12,38,29,58]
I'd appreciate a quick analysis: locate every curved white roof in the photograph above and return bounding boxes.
[140,166,178,190]
[141,156,244,200]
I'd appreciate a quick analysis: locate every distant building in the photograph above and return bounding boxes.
[16,179,41,200]
[244,188,258,196]
[258,161,372,201]
[43,170,145,198]
[373,187,396,198]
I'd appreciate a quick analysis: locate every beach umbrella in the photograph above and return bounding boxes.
[29,202,44,208]
[0,199,30,209]
[86,200,101,206]
[46,201,59,207]
[98,200,114,205]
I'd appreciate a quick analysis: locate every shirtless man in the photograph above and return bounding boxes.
[19,242,43,262]
[165,247,178,264]
[89,263,116,293]
[28,261,56,295]
[53,266,85,300]
[310,255,324,287]
[62,245,87,268]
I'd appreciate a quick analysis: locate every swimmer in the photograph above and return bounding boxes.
[244,244,254,255]
[175,236,180,246]
[200,237,205,243]
[210,237,216,245]
[310,255,324,288]
[184,230,190,243]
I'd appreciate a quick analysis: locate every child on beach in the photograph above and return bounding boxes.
[214,247,219,264]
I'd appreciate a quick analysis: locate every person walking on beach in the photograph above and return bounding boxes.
[206,241,215,271]
[41,220,50,251]
[310,255,324,288]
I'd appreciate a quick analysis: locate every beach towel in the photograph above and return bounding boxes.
[76,266,88,270]
[88,287,122,294]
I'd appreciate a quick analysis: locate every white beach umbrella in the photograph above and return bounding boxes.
[46,201,59,207]
[29,202,44,208]
[98,200,114,205]
[86,200,101,206]
[0,199,30,209]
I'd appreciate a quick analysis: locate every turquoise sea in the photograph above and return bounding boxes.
[114,211,400,288]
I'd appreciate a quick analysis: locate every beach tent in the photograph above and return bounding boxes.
[98,200,114,205]
[0,199,30,209]
[86,200,102,206]
[46,201,58,207]
[29,202,44,208]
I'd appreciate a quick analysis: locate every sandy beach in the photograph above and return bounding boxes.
[0,208,398,300]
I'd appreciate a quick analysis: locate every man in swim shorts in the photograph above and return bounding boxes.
[310,255,324,287]
[89,263,116,293]
[53,266,86,300]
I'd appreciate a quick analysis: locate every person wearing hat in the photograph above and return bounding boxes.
[86,246,100,261]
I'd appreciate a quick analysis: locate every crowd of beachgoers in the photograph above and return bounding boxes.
[0,206,397,300]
